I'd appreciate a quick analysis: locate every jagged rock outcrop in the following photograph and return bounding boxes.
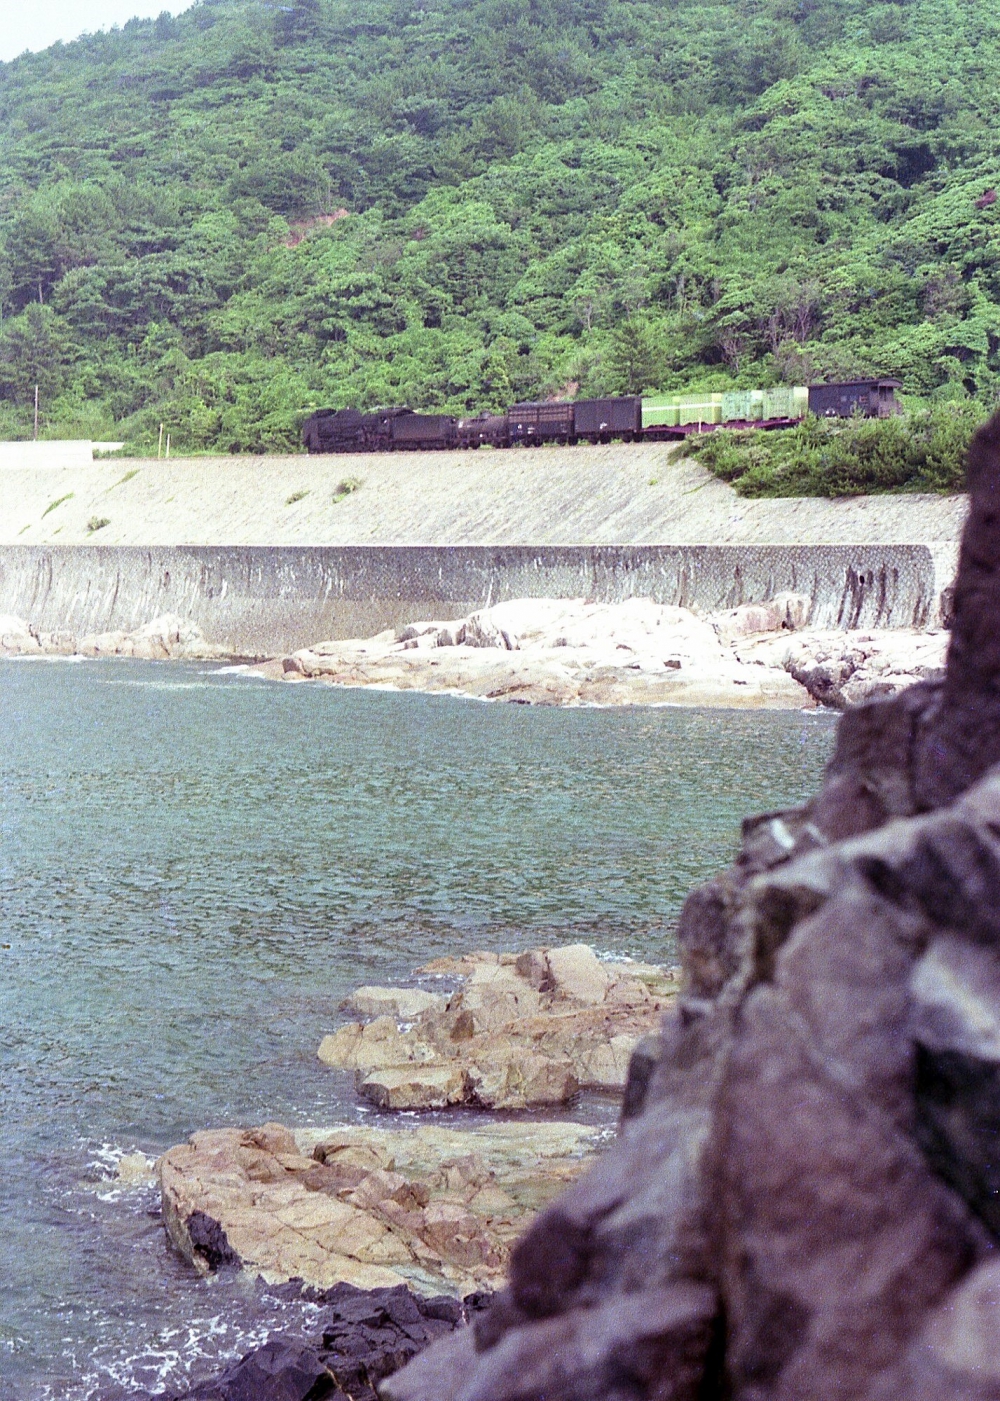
[318,946,679,1111]
[779,628,946,709]
[384,410,1000,1401]
[158,1120,606,1299]
[147,1282,491,1401]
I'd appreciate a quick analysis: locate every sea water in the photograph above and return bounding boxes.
[0,659,835,1397]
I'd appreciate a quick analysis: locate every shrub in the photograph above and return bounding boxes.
[86,516,110,532]
[686,405,983,497]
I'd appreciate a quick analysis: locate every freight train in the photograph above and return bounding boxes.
[301,378,902,454]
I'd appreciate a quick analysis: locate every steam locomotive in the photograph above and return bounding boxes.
[301,379,902,454]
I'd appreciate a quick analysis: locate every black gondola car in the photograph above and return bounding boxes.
[807,379,902,418]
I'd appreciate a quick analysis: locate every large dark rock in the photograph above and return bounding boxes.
[153,1283,489,1401]
[384,415,1000,1400]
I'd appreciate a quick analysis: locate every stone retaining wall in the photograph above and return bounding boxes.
[0,543,957,655]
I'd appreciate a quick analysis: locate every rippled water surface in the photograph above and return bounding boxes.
[0,660,836,1397]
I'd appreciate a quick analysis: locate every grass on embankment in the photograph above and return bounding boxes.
[687,404,983,497]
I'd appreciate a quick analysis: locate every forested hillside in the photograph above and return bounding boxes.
[0,0,997,452]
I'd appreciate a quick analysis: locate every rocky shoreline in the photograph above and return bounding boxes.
[261,595,948,711]
[1,595,950,710]
[123,944,676,1398]
[138,1281,493,1401]
[0,611,233,662]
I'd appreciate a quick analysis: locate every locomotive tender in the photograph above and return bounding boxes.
[301,379,902,454]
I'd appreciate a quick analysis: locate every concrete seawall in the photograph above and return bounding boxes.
[0,544,958,655]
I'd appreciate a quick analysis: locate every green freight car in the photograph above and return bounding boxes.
[640,385,809,438]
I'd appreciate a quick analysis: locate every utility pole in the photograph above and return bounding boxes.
[33,385,38,441]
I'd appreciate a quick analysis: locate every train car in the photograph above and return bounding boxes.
[642,387,811,438]
[508,401,576,445]
[302,406,457,452]
[641,392,724,437]
[458,412,510,448]
[389,411,458,449]
[808,379,902,418]
[573,396,642,442]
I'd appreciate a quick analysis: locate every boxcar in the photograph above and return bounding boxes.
[572,396,642,440]
[509,401,576,444]
[808,379,902,418]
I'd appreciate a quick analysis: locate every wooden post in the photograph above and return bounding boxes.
[158,423,164,459]
[34,385,39,441]
[165,433,170,459]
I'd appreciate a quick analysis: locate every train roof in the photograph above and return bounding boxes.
[807,378,902,389]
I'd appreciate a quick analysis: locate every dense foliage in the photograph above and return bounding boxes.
[0,0,998,456]
[687,404,980,495]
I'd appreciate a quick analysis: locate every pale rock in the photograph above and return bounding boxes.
[460,609,518,650]
[320,944,676,1112]
[455,965,542,1030]
[469,1053,579,1110]
[0,614,42,654]
[157,1119,604,1297]
[713,602,783,646]
[79,630,129,656]
[358,1063,471,1110]
[318,1017,436,1070]
[0,613,30,637]
[771,590,812,630]
[545,944,613,1004]
[344,986,446,1019]
[573,1034,640,1092]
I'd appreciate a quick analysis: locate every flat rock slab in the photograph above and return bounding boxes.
[318,944,679,1111]
[159,1119,607,1298]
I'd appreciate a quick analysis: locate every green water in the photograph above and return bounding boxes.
[0,659,835,1397]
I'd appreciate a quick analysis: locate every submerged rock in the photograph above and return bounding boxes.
[158,1119,606,1298]
[385,410,1000,1401]
[318,945,679,1111]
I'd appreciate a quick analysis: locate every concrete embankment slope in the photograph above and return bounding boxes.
[0,443,965,653]
[1,442,966,547]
